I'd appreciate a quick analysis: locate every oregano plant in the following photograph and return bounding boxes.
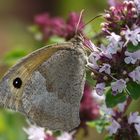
[24,0,140,139]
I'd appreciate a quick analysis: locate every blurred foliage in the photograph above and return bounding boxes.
[87,117,109,133]
[3,47,29,66]
[0,109,26,140]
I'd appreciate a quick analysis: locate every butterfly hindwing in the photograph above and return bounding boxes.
[22,48,86,131]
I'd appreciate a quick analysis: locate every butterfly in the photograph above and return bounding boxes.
[0,35,87,131]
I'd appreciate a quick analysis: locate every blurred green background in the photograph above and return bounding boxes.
[0,0,139,140]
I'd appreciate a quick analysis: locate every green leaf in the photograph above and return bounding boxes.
[104,135,114,140]
[127,82,140,100]
[48,36,65,44]
[3,48,29,66]
[53,130,61,137]
[127,43,140,52]
[87,118,108,133]
[28,25,40,34]
[105,87,126,108]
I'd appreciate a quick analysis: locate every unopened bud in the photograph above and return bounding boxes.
[131,8,136,12]
[102,28,107,32]
[103,76,108,81]
[124,1,129,5]
[124,7,128,13]
[110,6,115,11]
[91,72,96,79]
[128,1,134,6]
[133,14,138,18]
[125,78,129,82]
[120,30,126,36]
[104,14,111,18]
[100,22,106,27]
[123,70,127,75]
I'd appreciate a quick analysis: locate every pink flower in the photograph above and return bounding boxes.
[101,105,115,116]
[88,52,100,70]
[128,112,140,124]
[107,118,121,135]
[111,79,126,95]
[45,131,56,140]
[66,12,84,40]
[95,83,105,96]
[128,112,140,136]
[124,50,140,64]
[124,27,140,46]
[84,39,98,51]
[23,125,46,140]
[117,101,127,112]
[34,13,66,40]
[129,66,140,83]
[100,45,113,59]
[80,84,99,122]
[35,13,50,26]
[56,132,73,140]
[134,0,140,13]
[103,1,139,34]
[34,12,84,41]
[106,32,121,47]
[135,124,140,136]
[99,63,111,74]
[107,0,123,6]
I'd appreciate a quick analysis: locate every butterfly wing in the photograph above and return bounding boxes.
[0,42,86,131]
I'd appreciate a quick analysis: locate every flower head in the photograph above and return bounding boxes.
[102,1,139,34]
[134,0,140,13]
[95,83,106,96]
[56,132,73,140]
[23,125,46,140]
[128,112,140,124]
[66,12,84,40]
[34,12,84,41]
[128,112,140,136]
[107,0,122,6]
[134,124,140,136]
[124,50,140,64]
[124,27,140,46]
[129,66,140,83]
[80,84,99,122]
[106,32,121,47]
[117,101,127,112]
[99,63,111,74]
[111,79,126,95]
[107,118,121,135]
[34,13,66,40]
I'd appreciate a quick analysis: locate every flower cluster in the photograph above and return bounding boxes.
[23,125,74,140]
[79,84,100,135]
[102,0,140,34]
[34,12,84,41]
[87,0,140,96]
[101,102,140,139]
[80,84,99,122]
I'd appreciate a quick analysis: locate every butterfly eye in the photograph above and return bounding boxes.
[13,77,22,89]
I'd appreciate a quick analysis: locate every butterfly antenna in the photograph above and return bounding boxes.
[79,14,103,31]
[75,9,85,35]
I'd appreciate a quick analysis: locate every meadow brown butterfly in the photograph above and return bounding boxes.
[0,35,86,131]
[0,10,87,131]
